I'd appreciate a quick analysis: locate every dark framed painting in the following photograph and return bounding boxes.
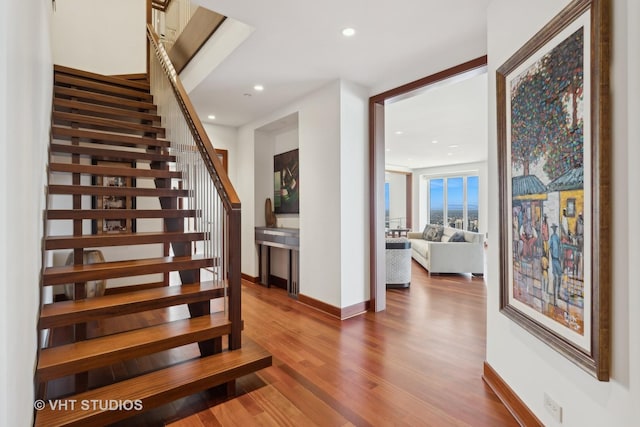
[92,160,136,234]
[273,149,299,214]
[496,0,610,380]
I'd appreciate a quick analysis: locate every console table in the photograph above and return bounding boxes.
[255,227,299,298]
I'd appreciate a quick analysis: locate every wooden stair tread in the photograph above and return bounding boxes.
[43,255,214,286]
[39,282,226,329]
[55,74,154,102]
[48,185,188,198]
[33,337,272,427]
[54,86,157,112]
[53,111,165,136]
[38,315,232,382]
[52,126,169,148]
[47,209,198,220]
[50,143,175,162]
[45,231,206,250]
[53,97,160,123]
[54,65,150,92]
[49,163,181,179]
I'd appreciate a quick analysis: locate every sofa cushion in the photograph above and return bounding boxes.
[422,224,444,241]
[449,231,466,242]
[410,238,429,259]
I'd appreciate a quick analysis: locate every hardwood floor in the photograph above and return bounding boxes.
[65,261,517,426]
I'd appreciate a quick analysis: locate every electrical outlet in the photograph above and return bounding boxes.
[544,393,563,423]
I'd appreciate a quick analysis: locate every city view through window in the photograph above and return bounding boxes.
[428,176,479,231]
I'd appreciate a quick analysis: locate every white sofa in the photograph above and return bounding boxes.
[407,226,484,275]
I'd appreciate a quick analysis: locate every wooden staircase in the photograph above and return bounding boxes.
[35,65,271,426]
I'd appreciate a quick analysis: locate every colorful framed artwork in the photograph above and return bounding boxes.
[92,160,136,234]
[496,0,610,380]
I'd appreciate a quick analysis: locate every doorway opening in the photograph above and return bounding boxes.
[369,56,488,312]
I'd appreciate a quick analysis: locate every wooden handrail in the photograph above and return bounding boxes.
[147,22,242,350]
[146,24,241,210]
[151,0,173,12]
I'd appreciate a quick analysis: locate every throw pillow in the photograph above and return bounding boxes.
[421,224,433,240]
[449,231,466,242]
[423,224,444,241]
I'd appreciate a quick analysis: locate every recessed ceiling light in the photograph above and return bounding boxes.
[207,115,216,120]
[448,144,459,148]
[395,131,404,135]
[432,140,439,144]
[342,27,356,37]
[253,85,264,91]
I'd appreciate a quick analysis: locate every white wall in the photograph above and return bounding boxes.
[486,0,639,425]
[253,122,299,279]
[238,80,371,308]
[52,0,146,75]
[0,1,52,426]
[203,122,239,186]
[411,161,488,233]
[339,80,370,307]
[237,83,342,305]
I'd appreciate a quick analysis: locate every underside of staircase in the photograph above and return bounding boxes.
[35,65,271,426]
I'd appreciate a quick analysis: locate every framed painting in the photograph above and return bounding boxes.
[92,160,136,234]
[273,149,299,214]
[496,0,610,380]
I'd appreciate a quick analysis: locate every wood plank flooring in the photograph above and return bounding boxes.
[98,261,516,426]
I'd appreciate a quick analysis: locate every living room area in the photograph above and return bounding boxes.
[383,66,489,284]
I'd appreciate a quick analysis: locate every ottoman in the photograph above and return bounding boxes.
[385,237,411,288]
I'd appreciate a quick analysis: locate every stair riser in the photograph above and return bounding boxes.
[45,232,206,250]
[53,112,165,137]
[54,65,150,92]
[54,86,157,112]
[38,284,225,329]
[50,144,175,163]
[47,209,199,220]
[53,98,160,124]
[49,163,180,179]
[55,74,154,102]
[34,341,271,427]
[38,322,232,382]
[47,185,188,198]
[43,259,214,286]
[51,127,169,149]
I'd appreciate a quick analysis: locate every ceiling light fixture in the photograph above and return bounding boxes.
[342,27,356,37]
[253,85,264,91]
[448,144,459,148]
[395,131,404,135]
[432,140,439,144]
[207,115,216,120]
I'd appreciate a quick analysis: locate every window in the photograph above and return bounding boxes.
[447,177,464,228]
[467,176,479,231]
[426,175,479,231]
[429,179,444,225]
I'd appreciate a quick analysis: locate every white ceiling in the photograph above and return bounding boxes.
[189,0,491,168]
[384,71,488,170]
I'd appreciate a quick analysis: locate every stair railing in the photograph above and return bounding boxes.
[151,0,174,12]
[147,24,242,350]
